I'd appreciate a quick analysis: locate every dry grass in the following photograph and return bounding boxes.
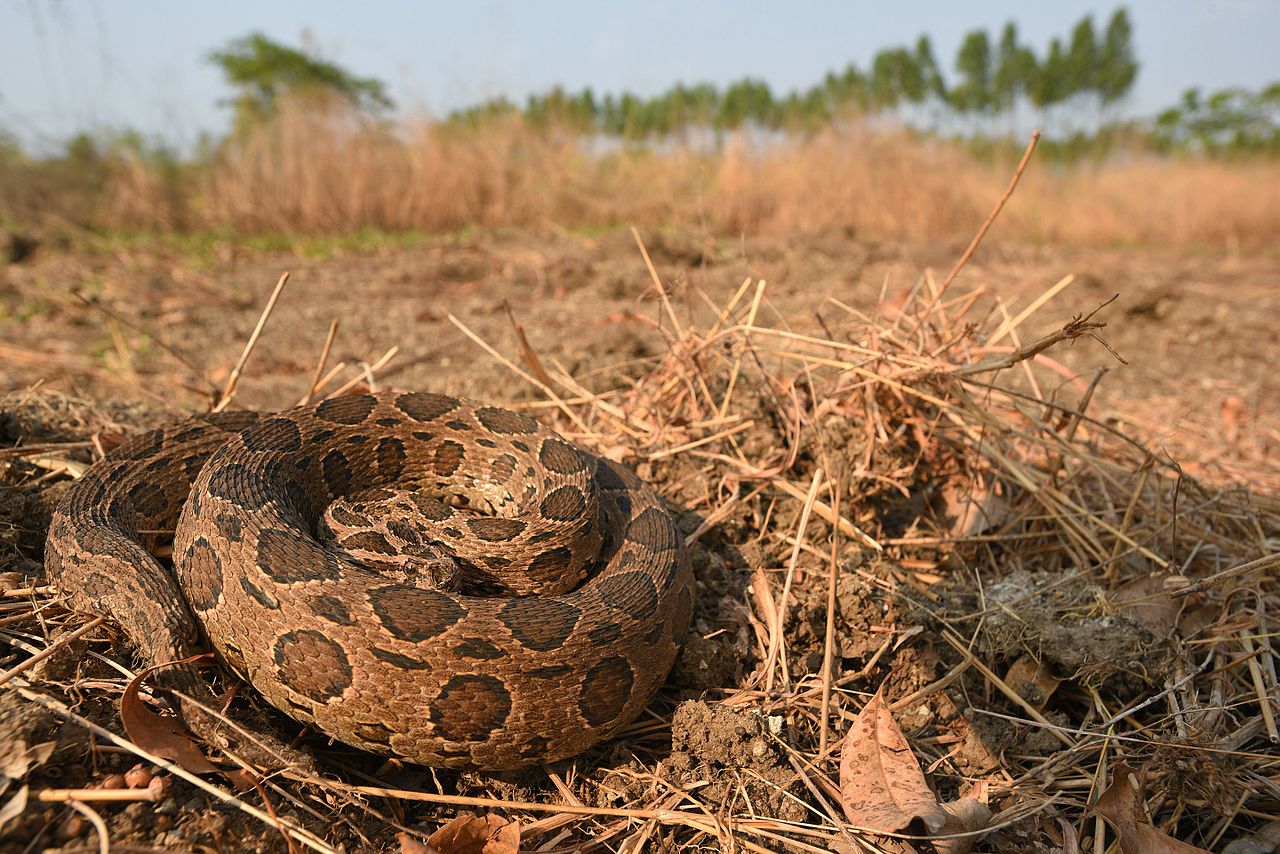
[23,98,1280,247]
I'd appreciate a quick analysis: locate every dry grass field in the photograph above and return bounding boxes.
[8,105,1280,247]
[1,127,1278,852]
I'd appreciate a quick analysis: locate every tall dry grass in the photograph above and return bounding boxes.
[57,99,1280,246]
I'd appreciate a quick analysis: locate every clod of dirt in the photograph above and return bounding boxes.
[662,700,806,823]
[2,230,39,265]
[670,630,745,692]
[982,570,1171,695]
[791,566,894,673]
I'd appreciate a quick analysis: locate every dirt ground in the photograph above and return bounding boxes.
[1,227,1278,852]
[2,228,1276,486]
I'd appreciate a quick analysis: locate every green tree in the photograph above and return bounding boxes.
[208,32,393,133]
[1097,8,1139,105]
[716,78,776,130]
[951,30,994,114]
[1029,37,1070,109]
[993,22,1037,113]
[871,47,923,109]
[824,64,870,113]
[1154,83,1280,155]
[914,36,947,102]
[1065,15,1099,103]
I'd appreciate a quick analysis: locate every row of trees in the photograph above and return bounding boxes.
[448,10,1138,136]
[199,12,1280,157]
[1153,85,1280,155]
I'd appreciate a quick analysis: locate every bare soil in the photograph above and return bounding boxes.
[2,229,1275,484]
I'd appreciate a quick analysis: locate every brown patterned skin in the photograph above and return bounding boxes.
[45,392,694,770]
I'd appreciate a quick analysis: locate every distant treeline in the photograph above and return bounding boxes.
[433,8,1276,158]
[450,10,1140,136]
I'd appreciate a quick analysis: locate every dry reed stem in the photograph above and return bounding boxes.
[39,787,164,803]
[938,130,1041,297]
[299,319,340,406]
[214,272,290,412]
[818,475,843,759]
[764,468,824,693]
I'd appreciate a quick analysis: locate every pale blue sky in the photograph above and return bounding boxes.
[1,1,1276,151]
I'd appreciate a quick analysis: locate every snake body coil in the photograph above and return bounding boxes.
[46,392,693,769]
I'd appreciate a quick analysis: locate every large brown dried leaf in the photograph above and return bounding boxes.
[402,815,520,854]
[1093,762,1210,854]
[839,688,947,834]
[120,665,219,776]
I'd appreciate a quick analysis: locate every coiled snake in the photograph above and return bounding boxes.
[45,392,694,769]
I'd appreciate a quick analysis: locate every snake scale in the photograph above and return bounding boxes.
[45,392,694,769]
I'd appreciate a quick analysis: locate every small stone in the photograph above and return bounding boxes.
[148,775,173,800]
[124,764,153,788]
[56,814,86,842]
[100,773,127,790]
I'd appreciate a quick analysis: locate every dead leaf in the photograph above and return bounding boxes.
[749,567,778,630]
[1112,575,1179,636]
[933,789,994,854]
[0,785,27,834]
[839,688,947,834]
[936,476,1013,538]
[1,740,55,784]
[1053,816,1082,854]
[1093,762,1210,853]
[1004,655,1062,708]
[423,814,520,854]
[120,663,219,776]
[398,833,432,854]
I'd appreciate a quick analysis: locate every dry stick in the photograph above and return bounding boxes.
[630,226,684,340]
[326,346,399,399]
[770,476,881,551]
[39,787,164,803]
[950,294,1123,378]
[67,799,110,854]
[504,301,557,388]
[764,468,824,693]
[298,319,340,406]
[72,291,215,399]
[316,782,826,854]
[0,616,104,688]
[630,228,721,418]
[214,272,290,412]
[719,280,768,419]
[1240,632,1279,742]
[818,474,843,759]
[301,362,348,404]
[986,274,1077,348]
[936,130,1041,299]
[12,683,334,854]
[1169,552,1280,599]
[448,314,590,434]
